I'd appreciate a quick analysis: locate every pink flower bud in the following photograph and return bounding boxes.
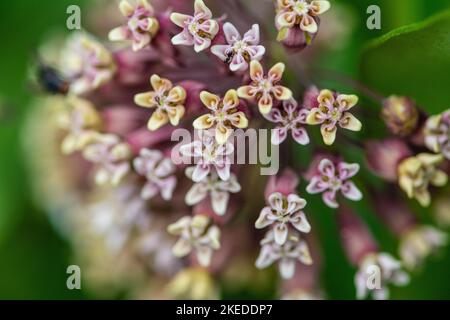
[337,206,378,265]
[365,139,412,182]
[264,168,299,198]
[382,96,419,137]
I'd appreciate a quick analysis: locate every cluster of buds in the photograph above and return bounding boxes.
[26,0,449,300]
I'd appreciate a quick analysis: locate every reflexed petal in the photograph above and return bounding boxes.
[306,176,328,194]
[291,127,310,145]
[228,112,248,129]
[215,123,232,144]
[223,89,239,108]
[341,181,363,201]
[276,11,296,28]
[290,212,311,233]
[250,60,264,81]
[148,109,169,131]
[296,241,313,265]
[271,126,288,145]
[273,85,292,100]
[134,92,157,108]
[279,258,295,279]
[417,153,444,166]
[141,182,159,200]
[339,112,362,131]
[171,30,194,46]
[399,175,414,198]
[185,181,208,205]
[215,162,231,181]
[287,194,307,211]
[305,108,324,125]
[274,223,288,245]
[317,89,335,104]
[194,37,212,52]
[255,207,276,229]
[108,26,129,41]
[192,164,211,182]
[415,188,431,207]
[258,94,273,115]
[119,0,134,17]
[300,15,318,33]
[211,190,230,216]
[311,1,331,15]
[243,24,260,45]
[237,85,256,100]
[193,114,215,129]
[268,63,285,82]
[160,176,177,200]
[320,124,337,145]
[172,238,192,257]
[167,86,187,103]
[200,91,220,110]
[210,44,230,61]
[170,13,191,27]
[194,0,212,18]
[337,94,359,110]
[256,245,275,269]
[338,162,360,180]
[223,22,241,43]
[150,74,172,92]
[322,190,338,208]
[268,192,284,212]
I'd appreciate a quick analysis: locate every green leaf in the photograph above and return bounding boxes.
[360,10,450,113]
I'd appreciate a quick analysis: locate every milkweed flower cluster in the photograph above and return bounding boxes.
[25,0,449,300]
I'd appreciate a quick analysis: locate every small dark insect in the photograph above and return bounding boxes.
[36,62,70,95]
[224,51,235,64]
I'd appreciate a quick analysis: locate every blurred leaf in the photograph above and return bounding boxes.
[360,10,450,113]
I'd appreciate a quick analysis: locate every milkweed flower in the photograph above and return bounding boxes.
[179,131,234,182]
[237,60,292,115]
[82,133,132,186]
[193,90,248,144]
[108,0,160,51]
[168,267,219,300]
[134,74,186,131]
[211,23,265,72]
[60,33,116,95]
[256,231,312,279]
[398,153,448,207]
[167,215,221,267]
[185,167,241,216]
[255,192,311,245]
[264,98,310,145]
[424,109,450,160]
[133,148,177,200]
[381,96,419,137]
[170,0,219,52]
[275,0,331,45]
[58,97,102,154]
[399,226,448,270]
[306,158,362,208]
[306,89,361,145]
[355,252,410,300]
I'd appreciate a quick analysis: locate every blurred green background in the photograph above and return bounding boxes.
[0,0,449,299]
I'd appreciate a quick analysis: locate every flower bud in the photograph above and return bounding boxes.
[264,168,299,198]
[276,26,317,52]
[381,96,419,137]
[365,139,412,182]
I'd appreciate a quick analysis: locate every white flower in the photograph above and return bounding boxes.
[167,215,221,267]
[185,167,241,216]
[355,252,409,300]
[255,192,311,245]
[256,231,312,279]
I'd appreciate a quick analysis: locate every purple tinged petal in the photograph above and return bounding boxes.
[271,127,289,145]
[341,181,363,201]
[291,127,310,145]
[338,162,360,180]
[192,164,211,182]
[306,176,328,194]
[322,190,339,208]
[223,22,241,43]
[274,223,288,245]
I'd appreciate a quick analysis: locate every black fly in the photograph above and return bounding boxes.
[32,54,70,95]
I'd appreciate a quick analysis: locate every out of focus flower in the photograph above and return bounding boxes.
[193,90,248,144]
[237,60,292,115]
[398,153,448,207]
[355,252,409,300]
[185,167,241,216]
[167,267,219,300]
[399,226,447,270]
[170,0,219,52]
[256,231,312,279]
[83,133,132,186]
[167,215,221,267]
[179,131,234,182]
[255,192,311,245]
[281,288,322,300]
[57,96,102,154]
[265,168,299,199]
[134,74,186,131]
[211,23,265,72]
[133,148,177,200]
[275,0,330,48]
[60,33,116,95]
[365,139,412,182]
[424,109,450,160]
[306,158,362,208]
[381,96,419,137]
[108,0,160,51]
[264,98,310,145]
[306,89,361,145]
[434,195,450,228]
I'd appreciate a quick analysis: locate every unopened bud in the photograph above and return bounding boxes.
[381,96,419,137]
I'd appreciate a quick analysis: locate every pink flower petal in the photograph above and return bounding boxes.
[341,181,362,201]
